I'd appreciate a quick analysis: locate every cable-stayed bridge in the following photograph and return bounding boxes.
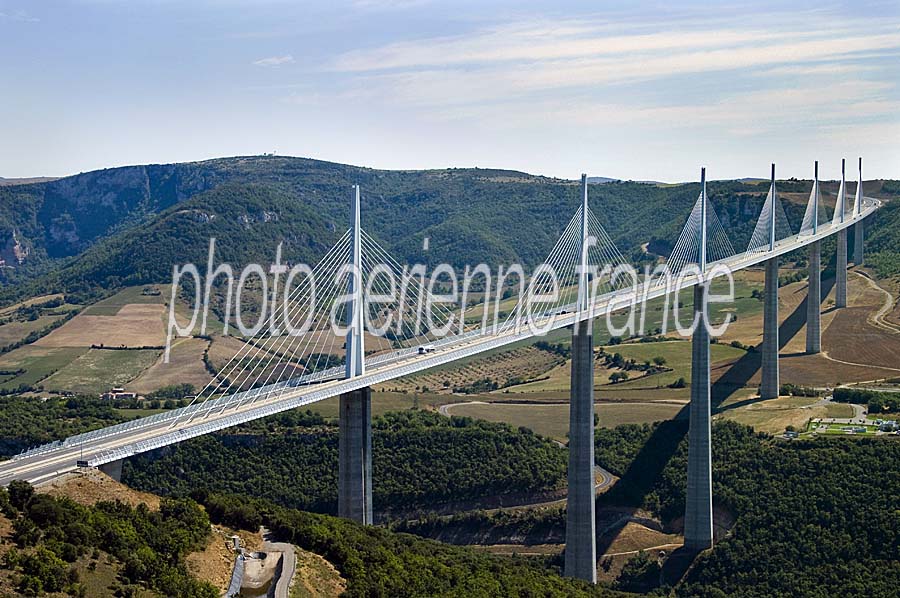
[0,159,879,583]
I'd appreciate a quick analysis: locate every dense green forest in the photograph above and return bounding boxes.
[0,481,216,597]
[0,397,129,458]
[594,421,900,597]
[199,491,620,598]
[123,410,567,513]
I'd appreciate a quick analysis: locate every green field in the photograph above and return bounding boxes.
[0,345,88,390]
[509,339,746,396]
[42,348,162,393]
[524,274,764,349]
[445,401,685,441]
[314,390,451,419]
[114,407,170,418]
[608,340,746,389]
[81,285,166,315]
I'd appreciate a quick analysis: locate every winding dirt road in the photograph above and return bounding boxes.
[855,271,900,333]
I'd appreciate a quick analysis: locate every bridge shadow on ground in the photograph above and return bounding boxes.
[594,276,835,573]
[712,276,835,410]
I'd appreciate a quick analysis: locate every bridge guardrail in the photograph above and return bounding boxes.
[10,199,880,470]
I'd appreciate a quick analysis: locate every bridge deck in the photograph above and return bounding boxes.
[0,198,879,486]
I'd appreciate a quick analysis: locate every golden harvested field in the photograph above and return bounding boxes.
[206,335,316,390]
[714,270,900,388]
[81,285,165,315]
[206,335,256,372]
[717,396,831,434]
[600,521,683,557]
[36,304,167,348]
[254,328,382,359]
[129,336,213,394]
[0,313,65,346]
[824,288,900,372]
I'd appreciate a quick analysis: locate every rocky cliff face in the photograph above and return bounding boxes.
[0,230,28,268]
[0,156,351,282]
[0,161,226,275]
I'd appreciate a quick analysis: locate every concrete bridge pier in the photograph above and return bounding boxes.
[836,229,848,308]
[338,387,372,524]
[564,318,597,583]
[806,241,821,354]
[854,221,864,266]
[99,459,123,482]
[685,285,713,551]
[761,257,780,399]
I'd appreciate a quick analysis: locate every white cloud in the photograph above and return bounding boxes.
[755,63,877,77]
[332,15,900,75]
[333,26,900,107]
[253,54,295,67]
[309,10,900,148]
[0,9,39,23]
[269,7,900,179]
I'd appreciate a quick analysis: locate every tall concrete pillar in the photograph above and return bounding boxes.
[98,459,123,482]
[338,387,372,524]
[836,229,848,308]
[685,284,713,551]
[854,221,864,266]
[806,241,821,355]
[565,318,596,583]
[761,258,780,399]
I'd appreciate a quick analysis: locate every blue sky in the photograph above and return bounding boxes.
[1,0,899,181]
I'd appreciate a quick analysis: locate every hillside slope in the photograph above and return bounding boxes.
[1,156,897,304]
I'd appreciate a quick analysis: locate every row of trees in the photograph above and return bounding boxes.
[832,387,900,413]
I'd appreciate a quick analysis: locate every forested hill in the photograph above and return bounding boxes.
[1,155,897,303]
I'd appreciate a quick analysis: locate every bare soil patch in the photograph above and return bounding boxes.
[36,304,167,348]
[186,526,264,593]
[291,549,347,598]
[38,469,161,509]
[825,305,900,371]
[129,337,213,394]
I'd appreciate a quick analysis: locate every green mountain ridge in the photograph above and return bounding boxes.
[0,156,897,305]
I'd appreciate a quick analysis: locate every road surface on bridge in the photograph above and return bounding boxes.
[0,196,879,487]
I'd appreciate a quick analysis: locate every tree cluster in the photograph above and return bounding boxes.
[0,481,217,597]
[123,410,567,515]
